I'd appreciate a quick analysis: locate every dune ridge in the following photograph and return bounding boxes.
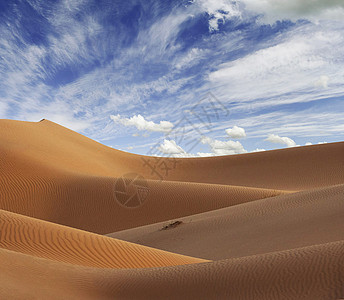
[0,209,207,268]
[0,119,343,299]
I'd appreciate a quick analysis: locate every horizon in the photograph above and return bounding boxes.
[2,117,341,157]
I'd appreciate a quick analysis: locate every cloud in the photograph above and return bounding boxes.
[1,0,343,154]
[315,75,329,88]
[197,0,242,31]
[225,125,246,139]
[251,148,266,152]
[0,101,8,118]
[156,132,249,158]
[265,134,297,147]
[217,109,344,140]
[201,136,247,155]
[110,114,173,133]
[208,22,344,114]
[240,0,344,23]
[175,48,206,70]
[158,139,187,155]
[196,152,215,157]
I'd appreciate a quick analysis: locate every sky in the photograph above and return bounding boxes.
[0,0,344,157]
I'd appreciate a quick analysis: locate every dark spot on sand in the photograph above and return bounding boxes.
[160,220,183,231]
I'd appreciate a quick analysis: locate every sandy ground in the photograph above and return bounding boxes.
[0,119,343,299]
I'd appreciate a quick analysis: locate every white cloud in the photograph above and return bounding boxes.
[197,0,242,31]
[225,125,246,139]
[136,8,189,58]
[208,22,344,113]
[0,101,8,118]
[265,134,297,147]
[210,37,324,88]
[110,114,173,133]
[240,0,344,23]
[158,139,187,155]
[215,110,344,140]
[315,75,329,88]
[201,136,247,155]
[251,148,266,152]
[196,152,215,157]
[175,48,206,70]
[305,142,313,146]
[156,132,249,158]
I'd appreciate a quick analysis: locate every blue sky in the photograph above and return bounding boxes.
[0,0,344,156]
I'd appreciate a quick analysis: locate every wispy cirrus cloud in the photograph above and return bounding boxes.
[208,22,344,111]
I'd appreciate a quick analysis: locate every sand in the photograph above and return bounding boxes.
[0,119,343,299]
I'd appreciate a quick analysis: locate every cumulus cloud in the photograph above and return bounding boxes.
[251,148,266,152]
[110,114,173,133]
[201,136,247,155]
[158,139,187,155]
[240,0,344,23]
[225,125,246,139]
[196,152,215,157]
[265,134,297,147]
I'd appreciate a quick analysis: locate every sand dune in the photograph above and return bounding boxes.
[0,169,288,233]
[0,209,207,268]
[0,119,343,299]
[0,119,288,233]
[1,119,343,190]
[1,240,343,299]
[109,184,344,260]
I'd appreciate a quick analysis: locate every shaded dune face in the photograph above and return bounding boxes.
[0,119,344,299]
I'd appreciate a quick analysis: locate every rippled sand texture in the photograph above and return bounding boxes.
[0,119,343,299]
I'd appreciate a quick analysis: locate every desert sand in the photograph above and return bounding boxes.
[0,119,343,299]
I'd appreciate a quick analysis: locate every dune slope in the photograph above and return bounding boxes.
[109,184,344,260]
[0,209,207,268]
[1,240,343,299]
